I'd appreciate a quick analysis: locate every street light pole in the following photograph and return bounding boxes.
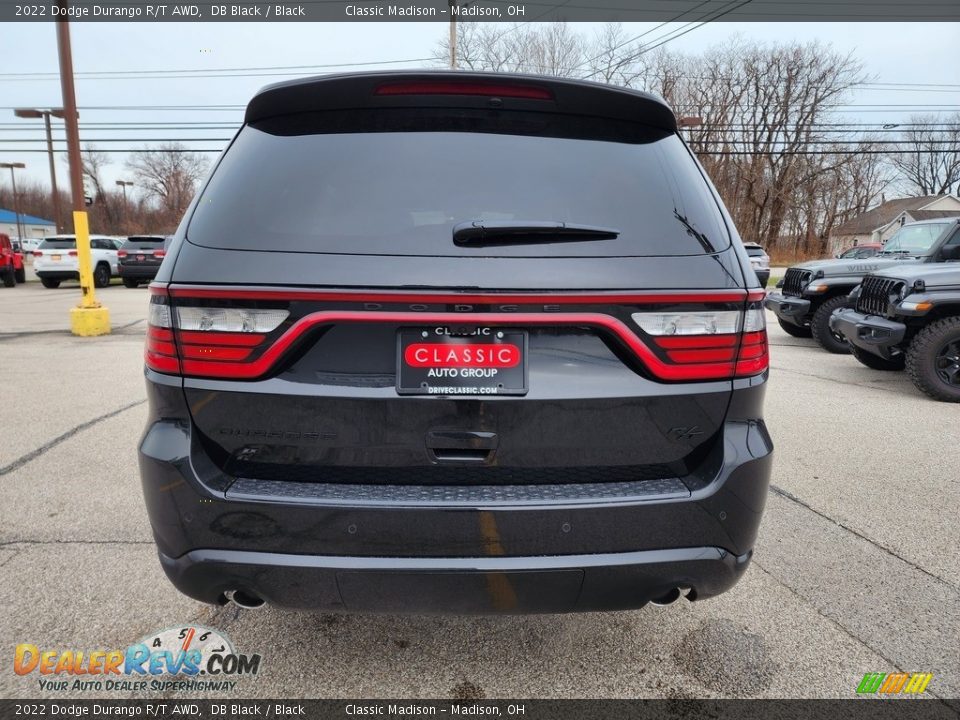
[116,180,133,232]
[14,108,67,233]
[57,1,110,336]
[116,180,133,203]
[0,162,26,242]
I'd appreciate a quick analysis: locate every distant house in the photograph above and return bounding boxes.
[0,208,56,239]
[828,195,960,254]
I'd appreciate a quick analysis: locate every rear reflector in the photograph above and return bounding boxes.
[375,81,553,100]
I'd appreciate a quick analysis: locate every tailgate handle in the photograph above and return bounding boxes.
[426,430,498,464]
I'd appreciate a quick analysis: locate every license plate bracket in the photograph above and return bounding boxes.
[397,328,528,396]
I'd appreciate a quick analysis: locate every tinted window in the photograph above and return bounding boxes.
[744,246,766,257]
[188,112,730,258]
[38,238,76,250]
[122,237,165,250]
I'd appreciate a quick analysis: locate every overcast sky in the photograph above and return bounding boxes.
[2,21,959,196]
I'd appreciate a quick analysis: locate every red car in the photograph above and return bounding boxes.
[0,233,25,287]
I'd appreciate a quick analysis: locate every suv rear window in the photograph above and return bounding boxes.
[188,110,730,258]
[744,246,766,258]
[122,236,166,250]
[38,238,76,250]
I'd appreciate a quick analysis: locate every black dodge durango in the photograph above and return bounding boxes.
[138,71,773,613]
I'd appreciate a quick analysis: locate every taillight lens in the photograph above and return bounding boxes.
[153,249,166,258]
[145,286,288,377]
[33,251,42,257]
[633,303,768,379]
[117,250,128,258]
[68,250,78,257]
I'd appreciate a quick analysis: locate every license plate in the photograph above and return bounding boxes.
[397,328,527,396]
[137,254,145,261]
[52,254,61,261]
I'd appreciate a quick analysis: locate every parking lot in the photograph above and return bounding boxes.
[1,281,957,700]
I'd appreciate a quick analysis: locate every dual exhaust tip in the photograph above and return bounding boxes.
[223,586,692,610]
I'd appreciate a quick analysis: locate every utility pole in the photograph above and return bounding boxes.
[1,162,26,241]
[14,108,66,232]
[57,1,110,336]
[449,0,458,69]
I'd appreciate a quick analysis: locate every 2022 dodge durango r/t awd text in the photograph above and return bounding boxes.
[138,72,773,614]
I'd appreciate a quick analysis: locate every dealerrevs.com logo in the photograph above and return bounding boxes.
[13,625,261,693]
[856,672,933,696]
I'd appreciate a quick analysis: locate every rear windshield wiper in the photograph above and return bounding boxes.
[453,220,619,247]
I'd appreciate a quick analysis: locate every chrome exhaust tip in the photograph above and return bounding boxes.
[226,589,266,609]
[650,587,682,606]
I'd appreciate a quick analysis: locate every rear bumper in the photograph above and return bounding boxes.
[829,308,907,359]
[138,373,772,613]
[159,545,752,614]
[763,292,810,326]
[35,270,80,280]
[119,264,160,279]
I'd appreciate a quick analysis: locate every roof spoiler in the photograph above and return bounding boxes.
[245,70,678,133]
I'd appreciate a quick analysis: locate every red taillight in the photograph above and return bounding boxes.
[375,81,553,100]
[68,250,78,257]
[153,249,166,258]
[145,286,769,383]
[145,320,184,373]
[144,285,281,377]
[117,250,128,258]
[33,251,42,257]
[735,329,769,376]
[640,302,768,380]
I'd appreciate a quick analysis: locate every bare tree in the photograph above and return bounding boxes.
[889,113,960,196]
[432,25,899,258]
[62,144,121,233]
[126,143,209,225]
[435,21,586,76]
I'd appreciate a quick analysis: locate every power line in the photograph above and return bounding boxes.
[0,57,435,80]
[1,147,953,156]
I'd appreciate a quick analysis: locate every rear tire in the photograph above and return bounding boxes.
[777,317,812,338]
[810,295,851,354]
[906,316,960,402]
[122,278,139,289]
[851,344,905,371]
[40,277,60,289]
[1,268,14,288]
[14,267,25,284]
[93,263,111,288]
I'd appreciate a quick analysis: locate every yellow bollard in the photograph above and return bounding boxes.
[69,210,110,336]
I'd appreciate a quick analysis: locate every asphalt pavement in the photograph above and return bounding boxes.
[1,281,957,701]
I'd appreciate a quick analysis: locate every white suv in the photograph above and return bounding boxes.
[33,235,120,289]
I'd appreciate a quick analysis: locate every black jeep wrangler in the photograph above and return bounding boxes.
[831,254,960,402]
[765,218,960,353]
